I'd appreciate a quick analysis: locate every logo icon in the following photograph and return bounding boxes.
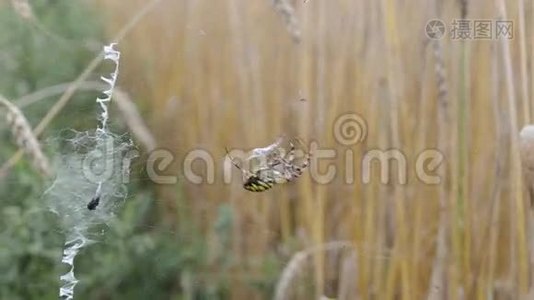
[425,19,446,40]
[333,113,367,146]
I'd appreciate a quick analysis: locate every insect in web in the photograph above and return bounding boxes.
[87,195,100,210]
[226,137,311,192]
[87,184,102,210]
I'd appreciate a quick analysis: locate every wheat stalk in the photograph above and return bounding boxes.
[496,0,529,294]
[426,0,451,298]
[517,0,530,124]
[0,95,51,177]
[113,89,157,152]
[274,241,355,300]
[337,250,359,300]
[520,125,534,296]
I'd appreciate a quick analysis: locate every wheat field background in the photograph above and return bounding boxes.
[2,0,534,299]
[90,0,534,298]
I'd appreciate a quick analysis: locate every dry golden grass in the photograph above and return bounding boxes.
[93,0,534,299]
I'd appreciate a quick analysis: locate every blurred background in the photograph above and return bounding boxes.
[1,0,534,299]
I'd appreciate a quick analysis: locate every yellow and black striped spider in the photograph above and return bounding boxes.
[226,137,311,192]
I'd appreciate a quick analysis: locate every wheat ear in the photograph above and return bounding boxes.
[274,241,355,300]
[0,95,51,177]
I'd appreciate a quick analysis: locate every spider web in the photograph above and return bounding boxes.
[228,135,309,186]
[42,44,137,300]
[246,136,307,172]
